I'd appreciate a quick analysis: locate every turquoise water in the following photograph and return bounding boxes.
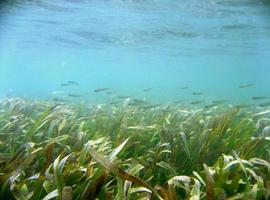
[0,0,270,104]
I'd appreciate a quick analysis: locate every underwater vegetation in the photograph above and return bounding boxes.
[0,98,270,200]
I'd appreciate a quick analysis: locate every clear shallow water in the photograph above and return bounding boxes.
[0,0,270,104]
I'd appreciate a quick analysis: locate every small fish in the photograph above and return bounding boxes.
[204,103,218,109]
[133,99,149,104]
[94,88,111,93]
[204,100,226,108]
[173,99,186,103]
[252,96,270,100]
[106,91,116,95]
[68,94,82,98]
[60,81,79,87]
[128,102,138,106]
[141,104,160,109]
[51,91,65,95]
[192,92,204,96]
[110,101,121,105]
[143,88,152,92]
[190,100,204,105]
[235,104,252,108]
[212,100,228,104]
[60,83,70,87]
[239,83,255,89]
[117,95,132,99]
[259,102,270,107]
[178,86,189,90]
[52,97,69,102]
[67,81,79,85]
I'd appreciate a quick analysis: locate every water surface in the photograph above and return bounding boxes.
[0,0,270,103]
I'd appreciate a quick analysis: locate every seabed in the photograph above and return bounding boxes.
[0,97,270,199]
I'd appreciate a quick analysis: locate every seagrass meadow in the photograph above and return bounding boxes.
[1,98,270,200]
